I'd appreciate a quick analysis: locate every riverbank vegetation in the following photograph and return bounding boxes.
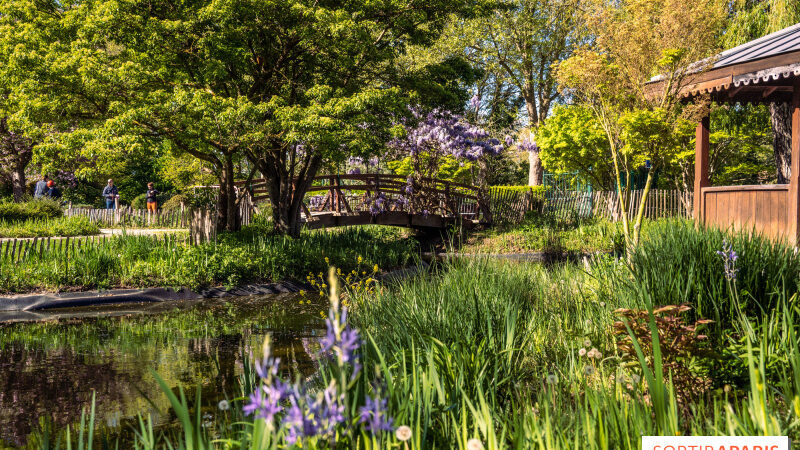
[0,216,99,238]
[22,222,800,448]
[459,214,625,254]
[0,226,418,294]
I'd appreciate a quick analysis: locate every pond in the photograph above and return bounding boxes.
[0,294,326,447]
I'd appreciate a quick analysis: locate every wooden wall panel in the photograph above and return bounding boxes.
[702,186,789,240]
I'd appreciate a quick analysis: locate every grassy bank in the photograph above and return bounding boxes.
[460,214,625,254]
[0,216,100,238]
[0,226,418,294]
[24,222,800,448]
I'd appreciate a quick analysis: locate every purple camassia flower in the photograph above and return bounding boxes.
[243,379,290,422]
[716,239,739,281]
[359,395,394,433]
[320,307,361,366]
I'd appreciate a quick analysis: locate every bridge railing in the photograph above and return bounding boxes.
[238,173,490,223]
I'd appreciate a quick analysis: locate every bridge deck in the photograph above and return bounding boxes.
[303,211,481,230]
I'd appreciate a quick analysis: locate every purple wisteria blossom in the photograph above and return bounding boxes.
[716,240,739,281]
[389,109,504,162]
[359,395,394,433]
[469,94,481,112]
[516,135,539,153]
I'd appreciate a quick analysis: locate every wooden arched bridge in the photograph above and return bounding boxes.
[236,173,491,229]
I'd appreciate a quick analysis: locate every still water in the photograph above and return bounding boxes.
[0,295,326,447]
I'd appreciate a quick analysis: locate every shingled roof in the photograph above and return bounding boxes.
[648,23,800,103]
[714,22,800,69]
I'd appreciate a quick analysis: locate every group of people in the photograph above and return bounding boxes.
[33,176,61,200]
[102,179,159,210]
[34,176,160,210]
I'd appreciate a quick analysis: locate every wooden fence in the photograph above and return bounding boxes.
[490,189,693,223]
[65,206,191,228]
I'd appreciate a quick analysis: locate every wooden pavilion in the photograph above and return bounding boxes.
[653,23,800,243]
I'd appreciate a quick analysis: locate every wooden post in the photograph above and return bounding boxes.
[789,78,800,245]
[694,115,710,223]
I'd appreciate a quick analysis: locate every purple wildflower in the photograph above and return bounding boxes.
[320,307,361,365]
[359,395,394,434]
[716,240,739,281]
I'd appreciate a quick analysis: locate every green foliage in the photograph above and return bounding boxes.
[708,104,773,186]
[0,216,99,238]
[538,105,614,188]
[160,195,187,211]
[489,185,546,196]
[0,226,417,293]
[387,154,474,184]
[0,198,62,222]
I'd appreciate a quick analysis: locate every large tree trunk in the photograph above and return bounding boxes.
[771,102,792,183]
[525,103,544,186]
[216,153,240,232]
[11,161,26,202]
[252,151,322,238]
[0,117,33,202]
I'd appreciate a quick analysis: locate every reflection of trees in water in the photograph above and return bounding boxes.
[0,345,135,446]
[0,329,322,447]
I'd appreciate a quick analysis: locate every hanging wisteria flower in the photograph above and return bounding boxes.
[516,135,539,153]
[389,108,505,162]
[359,395,394,433]
[469,94,481,112]
[716,239,739,281]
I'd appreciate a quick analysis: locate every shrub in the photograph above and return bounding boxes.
[161,194,187,210]
[0,198,63,222]
[0,216,100,238]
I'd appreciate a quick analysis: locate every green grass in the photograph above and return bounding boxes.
[460,214,624,254]
[0,216,100,238]
[0,226,418,294]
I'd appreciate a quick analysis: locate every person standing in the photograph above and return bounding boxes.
[34,175,49,199]
[46,180,61,199]
[146,182,159,212]
[103,179,119,209]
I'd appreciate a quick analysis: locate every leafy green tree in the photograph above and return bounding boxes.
[537,105,614,188]
[723,0,800,182]
[4,0,484,234]
[557,0,726,251]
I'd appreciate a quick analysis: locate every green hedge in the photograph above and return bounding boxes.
[489,185,547,197]
[0,199,63,222]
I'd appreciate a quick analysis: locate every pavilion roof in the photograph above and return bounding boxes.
[648,23,800,103]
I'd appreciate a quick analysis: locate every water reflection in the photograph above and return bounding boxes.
[0,295,326,447]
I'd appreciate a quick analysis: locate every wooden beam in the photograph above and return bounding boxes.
[789,78,800,245]
[694,115,711,223]
[763,86,779,98]
[727,85,745,98]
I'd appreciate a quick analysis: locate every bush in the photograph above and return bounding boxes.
[161,194,187,211]
[489,185,547,197]
[0,216,100,238]
[0,198,63,222]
